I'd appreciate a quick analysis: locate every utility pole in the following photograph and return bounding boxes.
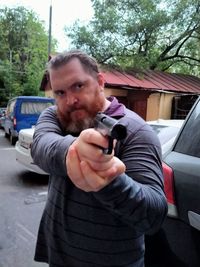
[48,0,52,60]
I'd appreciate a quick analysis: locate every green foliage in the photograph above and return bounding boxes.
[0,6,55,105]
[64,0,200,75]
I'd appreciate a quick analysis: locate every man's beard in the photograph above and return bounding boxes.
[57,96,104,135]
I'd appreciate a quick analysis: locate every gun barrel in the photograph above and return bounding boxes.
[94,113,127,140]
[111,123,127,140]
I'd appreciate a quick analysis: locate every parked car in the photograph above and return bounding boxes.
[147,119,184,157]
[0,107,6,116]
[15,127,48,175]
[4,96,55,145]
[146,97,200,267]
[0,107,6,129]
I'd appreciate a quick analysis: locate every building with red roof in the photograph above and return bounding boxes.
[40,67,200,120]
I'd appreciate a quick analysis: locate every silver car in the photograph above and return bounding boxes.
[147,119,184,157]
[15,128,48,175]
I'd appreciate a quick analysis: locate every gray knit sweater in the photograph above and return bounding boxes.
[31,97,167,267]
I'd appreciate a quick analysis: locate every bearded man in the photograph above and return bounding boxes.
[31,50,167,267]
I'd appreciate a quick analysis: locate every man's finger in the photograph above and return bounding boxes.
[80,161,107,192]
[67,147,91,191]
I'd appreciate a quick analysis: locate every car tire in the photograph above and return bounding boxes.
[4,131,9,138]
[10,135,17,145]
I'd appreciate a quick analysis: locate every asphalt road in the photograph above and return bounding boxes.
[0,129,49,267]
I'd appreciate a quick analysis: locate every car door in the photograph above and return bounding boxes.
[164,97,200,230]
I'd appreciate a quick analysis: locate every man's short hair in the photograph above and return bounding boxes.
[47,50,100,76]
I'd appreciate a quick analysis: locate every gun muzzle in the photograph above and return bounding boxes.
[94,112,127,154]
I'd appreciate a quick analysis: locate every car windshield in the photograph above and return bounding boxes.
[150,125,180,145]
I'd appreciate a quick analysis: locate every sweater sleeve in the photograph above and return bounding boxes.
[93,118,168,234]
[31,106,76,176]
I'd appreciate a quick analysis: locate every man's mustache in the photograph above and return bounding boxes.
[66,106,85,113]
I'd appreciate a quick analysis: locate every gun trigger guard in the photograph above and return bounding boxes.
[103,136,113,155]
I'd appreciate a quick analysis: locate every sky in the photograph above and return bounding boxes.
[1,0,94,51]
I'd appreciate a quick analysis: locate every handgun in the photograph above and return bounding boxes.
[94,112,127,154]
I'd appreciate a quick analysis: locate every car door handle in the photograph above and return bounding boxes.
[188,211,200,231]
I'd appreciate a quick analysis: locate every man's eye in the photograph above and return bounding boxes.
[54,90,65,97]
[73,83,84,91]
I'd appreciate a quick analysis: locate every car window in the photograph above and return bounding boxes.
[174,99,200,157]
[20,101,54,115]
[7,100,16,115]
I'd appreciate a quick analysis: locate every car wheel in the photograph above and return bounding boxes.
[4,131,10,138]
[10,135,17,145]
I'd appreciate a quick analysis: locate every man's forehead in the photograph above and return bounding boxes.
[51,59,86,76]
[50,70,90,92]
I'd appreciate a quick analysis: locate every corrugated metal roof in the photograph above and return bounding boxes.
[102,70,159,90]
[40,62,200,94]
[102,69,200,94]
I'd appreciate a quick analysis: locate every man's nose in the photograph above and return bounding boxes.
[65,92,78,106]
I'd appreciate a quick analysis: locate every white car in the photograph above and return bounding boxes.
[15,128,48,175]
[15,119,184,175]
[147,119,184,157]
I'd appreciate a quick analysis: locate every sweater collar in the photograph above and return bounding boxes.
[104,96,125,118]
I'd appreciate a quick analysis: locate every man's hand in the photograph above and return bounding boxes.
[66,129,126,192]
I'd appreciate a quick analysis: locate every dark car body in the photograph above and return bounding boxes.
[146,96,200,267]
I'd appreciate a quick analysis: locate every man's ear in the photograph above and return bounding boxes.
[97,73,105,88]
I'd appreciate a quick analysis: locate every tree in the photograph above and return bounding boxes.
[64,0,200,75]
[0,6,57,105]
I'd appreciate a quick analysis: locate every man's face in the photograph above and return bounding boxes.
[50,58,105,133]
